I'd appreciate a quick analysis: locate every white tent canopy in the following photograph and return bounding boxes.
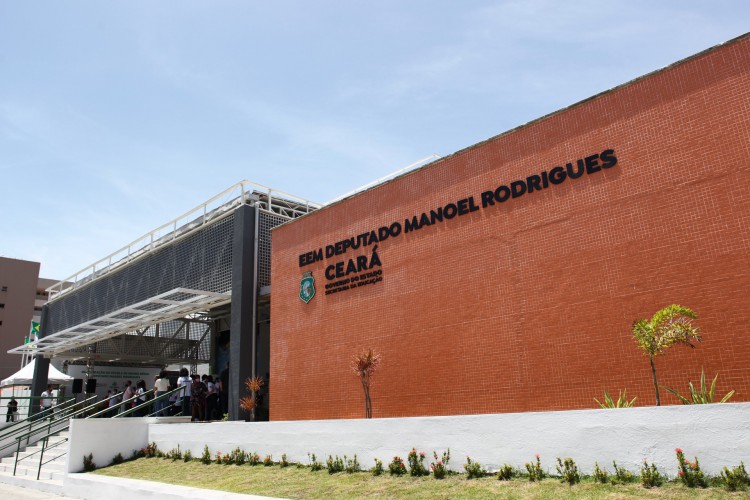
[1,359,73,387]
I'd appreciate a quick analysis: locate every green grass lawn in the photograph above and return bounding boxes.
[93,458,746,499]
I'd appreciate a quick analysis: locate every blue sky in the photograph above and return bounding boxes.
[1,1,748,280]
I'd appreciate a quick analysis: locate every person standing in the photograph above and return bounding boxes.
[190,374,206,422]
[40,385,54,420]
[176,368,192,417]
[154,371,170,416]
[6,398,18,422]
[133,380,147,417]
[122,380,135,416]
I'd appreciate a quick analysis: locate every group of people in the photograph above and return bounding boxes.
[105,368,226,421]
[175,368,226,421]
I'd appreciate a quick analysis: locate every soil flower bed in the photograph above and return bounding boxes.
[93,458,743,499]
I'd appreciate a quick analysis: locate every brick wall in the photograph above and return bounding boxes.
[270,34,750,420]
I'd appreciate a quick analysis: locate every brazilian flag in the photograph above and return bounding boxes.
[30,321,40,338]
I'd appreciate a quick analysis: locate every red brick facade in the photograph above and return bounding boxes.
[270,34,750,421]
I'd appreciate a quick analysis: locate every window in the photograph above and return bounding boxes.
[0,304,4,309]
[0,286,6,292]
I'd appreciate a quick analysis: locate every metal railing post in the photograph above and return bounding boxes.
[37,435,47,480]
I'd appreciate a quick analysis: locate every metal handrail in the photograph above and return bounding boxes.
[112,386,181,418]
[3,393,102,457]
[46,180,322,300]
[13,387,186,480]
[11,392,108,476]
[0,396,84,444]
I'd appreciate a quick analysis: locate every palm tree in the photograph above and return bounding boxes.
[632,305,701,406]
[351,348,381,418]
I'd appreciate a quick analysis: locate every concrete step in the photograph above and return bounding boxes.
[0,463,65,485]
[0,467,63,494]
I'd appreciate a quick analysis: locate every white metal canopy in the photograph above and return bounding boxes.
[8,288,231,357]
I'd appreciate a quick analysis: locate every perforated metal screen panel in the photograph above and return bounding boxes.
[45,214,235,336]
[258,211,288,288]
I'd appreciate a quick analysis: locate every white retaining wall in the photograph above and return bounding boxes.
[148,403,750,476]
[66,417,191,473]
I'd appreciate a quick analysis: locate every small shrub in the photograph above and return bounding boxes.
[675,448,706,488]
[83,453,96,472]
[556,457,580,485]
[231,447,246,465]
[611,461,635,484]
[497,464,514,481]
[110,453,124,466]
[430,450,450,480]
[372,458,384,476]
[308,453,323,471]
[407,448,429,477]
[141,442,158,458]
[327,455,344,474]
[464,456,485,479]
[248,452,261,466]
[215,451,226,465]
[183,449,192,462]
[525,454,545,482]
[640,459,664,488]
[720,462,749,491]
[595,389,636,408]
[263,455,273,467]
[388,456,407,476]
[166,447,182,461]
[200,445,212,465]
[280,453,289,468]
[663,370,735,404]
[592,462,608,483]
[344,454,360,474]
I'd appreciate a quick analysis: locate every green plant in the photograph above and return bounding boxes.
[83,453,96,472]
[430,450,450,479]
[110,453,124,466]
[165,446,182,461]
[326,455,344,474]
[640,459,664,488]
[525,454,545,482]
[611,461,635,484]
[141,442,158,458]
[248,452,261,466]
[632,304,700,406]
[280,453,289,468]
[592,462,608,483]
[675,448,706,488]
[200,445,212,465]
[372,458,384,476]
[496,464,514,481]
[463,456,485,479]
[720,462,749,491]
[183,449,192,462]
[263,455,273,466]
[594,389,636,409]
[351,348,382,418]
[388,456,407,476]
[407,448,429,477]
[222,413,229,421]
[555,457,580,485]
[663,369,735,404]
[344,454,360,474]
[231,447,246,465]
[308,453,323,471]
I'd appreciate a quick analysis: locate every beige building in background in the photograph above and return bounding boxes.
[0,257,56,380]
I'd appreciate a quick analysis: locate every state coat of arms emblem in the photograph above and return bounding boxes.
[299,271,315,303]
